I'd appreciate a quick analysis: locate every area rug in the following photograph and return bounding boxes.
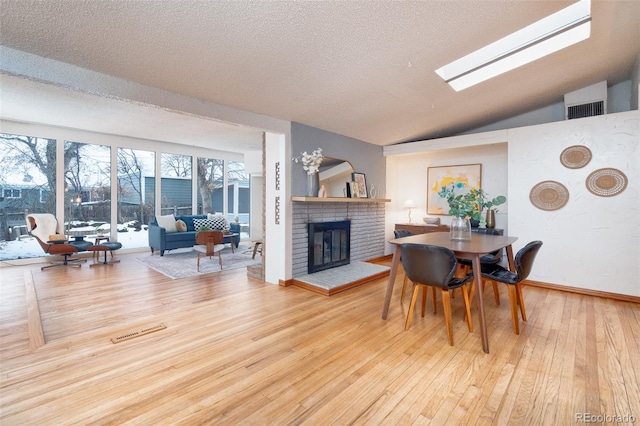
[135,246,261,279]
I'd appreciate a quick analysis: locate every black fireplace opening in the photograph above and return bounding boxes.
[308,220,350,274]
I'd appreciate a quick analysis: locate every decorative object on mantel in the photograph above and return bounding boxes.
[369,184,376,198]
[403,199,416,223]
[585,167,628,197]
[529,180,569,211]
[351,172,368,198]
[293,147,324,197]
[318,185,327,198]
[560,145,592,169]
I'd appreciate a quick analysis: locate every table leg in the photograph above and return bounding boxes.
[506,245,515,271]
[472,254,490,353]
[382,246,401,320]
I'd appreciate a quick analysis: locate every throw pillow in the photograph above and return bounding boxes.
[175,219,187,232]
[193,217,231,231]
[207,213,230,231]
[156,214,178,233]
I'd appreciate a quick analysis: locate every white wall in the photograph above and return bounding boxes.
[385,110,639,297]
[385,143,508,248]
[509,111,639,296]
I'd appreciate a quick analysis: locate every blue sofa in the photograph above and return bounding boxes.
[148,215,240,256]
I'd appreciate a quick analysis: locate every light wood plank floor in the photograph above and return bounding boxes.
[1,253,639,425]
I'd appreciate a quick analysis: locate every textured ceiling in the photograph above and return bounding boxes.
[1,0,639,152]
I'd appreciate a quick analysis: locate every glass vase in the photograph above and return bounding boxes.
[306,172,320,197]
[450,216,472,241]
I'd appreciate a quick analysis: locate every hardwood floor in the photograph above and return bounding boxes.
[1,253,639,425]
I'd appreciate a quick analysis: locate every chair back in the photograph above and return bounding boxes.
[394,229,413,239]
[514,240,543,281]
[195,230,224,255]
[26,214,59,250]
[400,243,458,290]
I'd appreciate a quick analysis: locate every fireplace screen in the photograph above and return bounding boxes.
[308,220,350,274]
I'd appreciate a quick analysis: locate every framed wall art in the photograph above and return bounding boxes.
[351,172,368,198]
[427,163,482,215]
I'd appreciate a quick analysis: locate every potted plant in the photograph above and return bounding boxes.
[438,185,506,238]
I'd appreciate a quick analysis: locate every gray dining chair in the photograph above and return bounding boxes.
[401,243,474,346]
[480,240,543,334]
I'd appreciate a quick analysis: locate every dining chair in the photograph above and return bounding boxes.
[401,243,474,346]
[458,250,502,305]
[194,230,225,271]
[480,240,543,334]
[26,213,86,270]
[393,229,421,305]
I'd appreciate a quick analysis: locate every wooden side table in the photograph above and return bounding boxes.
[94,236,110,245]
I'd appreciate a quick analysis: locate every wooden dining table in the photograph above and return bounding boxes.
[383,232,518,353]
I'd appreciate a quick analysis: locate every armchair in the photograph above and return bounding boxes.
[26,213,86,270]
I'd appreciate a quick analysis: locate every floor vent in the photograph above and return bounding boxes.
[111,323,166,344]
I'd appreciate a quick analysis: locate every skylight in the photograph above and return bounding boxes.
[436,0,591,91]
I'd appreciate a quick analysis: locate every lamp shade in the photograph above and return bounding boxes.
[403,200,416,208]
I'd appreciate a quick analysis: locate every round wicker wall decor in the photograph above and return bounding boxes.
[586,168,628,197]
[560,145,592,169]
[529,181,569,211]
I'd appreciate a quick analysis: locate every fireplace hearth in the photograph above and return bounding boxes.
[308,220,350,274]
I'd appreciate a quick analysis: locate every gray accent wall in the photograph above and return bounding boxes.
[291,122,386,198]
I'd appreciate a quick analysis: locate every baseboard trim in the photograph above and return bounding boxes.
[524,280,640,304]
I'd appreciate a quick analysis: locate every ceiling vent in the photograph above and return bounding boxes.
[565,81,607,120]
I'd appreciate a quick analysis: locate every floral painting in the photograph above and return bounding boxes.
[427,164,482,215]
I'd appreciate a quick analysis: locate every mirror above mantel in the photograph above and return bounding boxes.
[319,157,354,197]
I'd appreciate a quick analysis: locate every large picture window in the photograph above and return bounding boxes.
[0,133,57,259]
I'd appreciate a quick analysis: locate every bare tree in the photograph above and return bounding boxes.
[196,157,223,214]
[161,153,191,177]
[117,149,146,223]
[0,134,83,212]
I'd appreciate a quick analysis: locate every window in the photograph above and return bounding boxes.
[161,153,192,216]
[117,148,155,249]
[196,156,224,214]
[3,189,21,198]
[64,140,111,231]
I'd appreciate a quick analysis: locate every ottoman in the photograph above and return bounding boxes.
[88,242,122,267]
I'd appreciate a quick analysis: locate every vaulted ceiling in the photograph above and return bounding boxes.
[1,0,639,153]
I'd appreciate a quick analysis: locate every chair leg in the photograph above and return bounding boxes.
[197,253,201,271]
[404,284,422,331]
[460,284,473,333]
[506,285,520,335]
[431,287,437,314]
[218,253,223,269]
[440,289,454,346]
[401,275,409,304]
[515,283,527,322]
[421,287,427,317]
[492,281,500,305]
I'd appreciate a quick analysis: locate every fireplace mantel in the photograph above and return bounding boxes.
[292,196,391,203]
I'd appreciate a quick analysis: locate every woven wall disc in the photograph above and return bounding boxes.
[586,168,628,197]
[529,181,569,211]
[560,145,592,169]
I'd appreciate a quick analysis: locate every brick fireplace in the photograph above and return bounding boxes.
[292,200,386,277]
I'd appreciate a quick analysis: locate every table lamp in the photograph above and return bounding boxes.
[403,199,416,223]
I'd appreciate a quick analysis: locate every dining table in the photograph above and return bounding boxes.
[383,231,518,354]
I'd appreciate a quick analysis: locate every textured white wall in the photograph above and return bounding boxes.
[509,111,639,296]
[386,110,639,297]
